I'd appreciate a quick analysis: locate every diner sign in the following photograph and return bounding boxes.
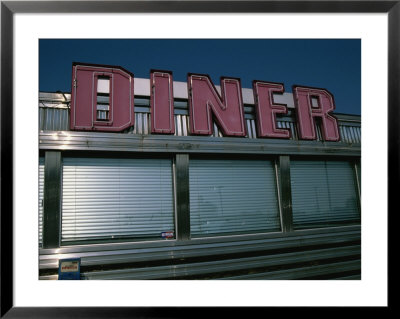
[70,63,340,141]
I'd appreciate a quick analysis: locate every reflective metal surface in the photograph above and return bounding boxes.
[39,225,361,279]
[42,151,62,248]
[39,131,361,157]
[279,156,293,232]
[81,245,360,280]
[175,154,190,240]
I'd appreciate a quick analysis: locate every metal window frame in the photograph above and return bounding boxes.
[279,156,294,232]
[41,151,182,248]
[59,152,177,246]
[174,154,190,240]
[4,0,398,314]
[354,159,362,215]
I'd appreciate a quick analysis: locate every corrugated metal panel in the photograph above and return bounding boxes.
[80,245,360,280]
[39,93,361,145]
[39,226,360,268]
[39,157,44,247]
[39,107,69,131]
[39,226,361,279]
[189,159,280,237]
[277,120,296,140]
[290,160,360,230]
[221,259,361,280]
[61,157,174,243]
[339,125,361,144]
[40,259,361,280]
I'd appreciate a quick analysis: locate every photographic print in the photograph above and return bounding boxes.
[38,39,361,280]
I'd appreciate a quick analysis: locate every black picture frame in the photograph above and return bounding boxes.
[1,1,394,317]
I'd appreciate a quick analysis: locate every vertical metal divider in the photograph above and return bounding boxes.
[354,159,362,215]
[172,156,177,239]
[279,155,294,232]
[42,151,62,248]
[275,158,284,232]
[174,153,191,240]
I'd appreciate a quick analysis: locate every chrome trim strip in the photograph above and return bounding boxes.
[39,225,360,259]
[39,131,361,156]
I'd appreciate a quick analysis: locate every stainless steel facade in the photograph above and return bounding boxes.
[39,91,361,280]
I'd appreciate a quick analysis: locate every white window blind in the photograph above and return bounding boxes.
[189,159,280,237]
[39,157,44,247]
[290,160,360,229]
[61,157,174,244]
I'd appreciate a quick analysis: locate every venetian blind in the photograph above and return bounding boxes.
[290,160,360,229]
[61,157,174,243]
[189,159,281,237]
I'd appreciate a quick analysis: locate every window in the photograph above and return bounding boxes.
[290,160,360,229]
[189,159,280,237]
[61,157,174,244]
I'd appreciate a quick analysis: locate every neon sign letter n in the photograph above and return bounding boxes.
[188,74,246,136]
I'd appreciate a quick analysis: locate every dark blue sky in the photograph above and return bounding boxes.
[39,39,361,115]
